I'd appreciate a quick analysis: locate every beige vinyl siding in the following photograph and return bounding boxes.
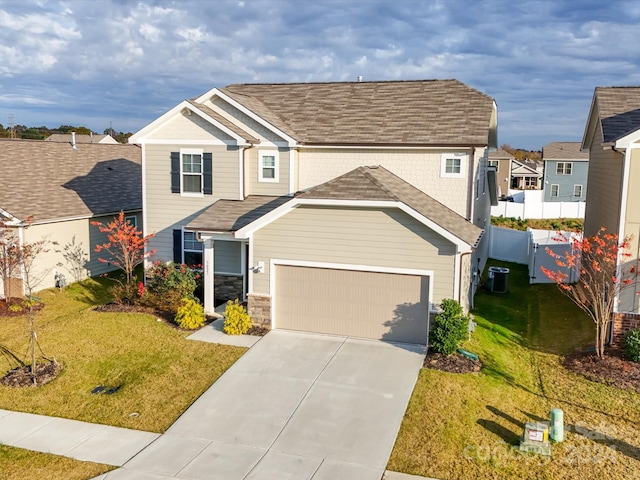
[18,212,142,293]
[147,110,237,142]
[214,240,242,274]
[252,205,456,304]
[144,143,240,262]
[246,147,291,196]
[584,122,624,237]
[297,148,473,217]
[621,148,640,313]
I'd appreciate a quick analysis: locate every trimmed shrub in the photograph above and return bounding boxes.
[145,261,197,312]
[430,298,469,355]
[624,328,640,362]
[223,299,251,335]
[174,298,206,330]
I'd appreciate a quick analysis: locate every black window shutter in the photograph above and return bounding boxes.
[173,229,182,263]
[170,152,180,193]
[203,153,213,195]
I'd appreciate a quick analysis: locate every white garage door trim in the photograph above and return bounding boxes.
[270,259,433,339]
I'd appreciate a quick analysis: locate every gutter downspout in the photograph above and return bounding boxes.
[241,144,256,199]
[458,249,475,308]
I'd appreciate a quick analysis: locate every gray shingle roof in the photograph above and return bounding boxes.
[0,139,141,223]
[187,196,292,232]
[542,142,588,160]
[217,80,495,146]
[296,166,483,246]
[488,149,514,159]
[595,87,640,143]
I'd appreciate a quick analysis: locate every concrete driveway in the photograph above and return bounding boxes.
[104,330,425,479]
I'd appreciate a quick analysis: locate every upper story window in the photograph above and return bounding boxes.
[170,149,213,196]
[550,184,559,197]
[487,160,499,171]
[440,152,466,178]
[258,150,279,183]
[125,215,137,228]
[556,162,572,175]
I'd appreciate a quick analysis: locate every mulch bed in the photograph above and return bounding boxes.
[424,351,483,373]
[0,360,62,387]
[246,325,270,336]
[0,299,44,317]
[563,348,640,394]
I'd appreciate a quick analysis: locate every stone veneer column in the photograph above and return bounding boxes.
[247,293,272,326]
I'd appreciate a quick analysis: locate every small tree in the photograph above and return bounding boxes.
[92,212,155,302]
[0,224,22,300]
[430,299,469,355]
[541,228,639,358]
[54,235,88,283]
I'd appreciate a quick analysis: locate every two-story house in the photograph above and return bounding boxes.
[488,149,513,199]
[542,142,589,202]
[129,80,498,344]
[582,86,640,342]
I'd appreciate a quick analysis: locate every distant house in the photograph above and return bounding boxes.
[0,139,141,297]
[581,86,640,342]
[542,142,589,202]
[45,133,119,144]
[129,79,498,344]
[488,149,513,198]
[510,159,542,190]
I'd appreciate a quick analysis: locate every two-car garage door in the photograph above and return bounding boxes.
[274,265,429,344]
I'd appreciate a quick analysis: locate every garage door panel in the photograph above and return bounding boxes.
[275,266,428,344]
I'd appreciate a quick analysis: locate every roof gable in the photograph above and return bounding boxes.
[204,80,496,146]
[0,139,141,223]
[583,87,640,148]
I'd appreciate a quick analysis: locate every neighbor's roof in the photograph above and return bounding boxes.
[296,166,483,246]
[45,133,118,144]
[0,139,141,223]
[216,80,496,146]
[542,142,589,160]
[488,149,514,159]
[594,86,640,143]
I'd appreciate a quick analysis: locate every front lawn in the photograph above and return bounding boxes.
[0,277,245,432]
[388,261,640,480]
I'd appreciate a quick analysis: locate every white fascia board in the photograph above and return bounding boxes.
[295,144,474,151]
[0,207,22,225]
[234,197,473,251]
[128,100,246,145]
[193,231,235,242]
[614,128,640,150]
[201,89,298,146]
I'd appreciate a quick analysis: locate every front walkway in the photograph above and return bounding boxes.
[1,327,436,480]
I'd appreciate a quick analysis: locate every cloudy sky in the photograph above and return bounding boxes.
[1,0,639,149]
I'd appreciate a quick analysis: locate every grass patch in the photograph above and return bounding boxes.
[0,445,113,480]
[0,277,245,432]
[388,261,640,480]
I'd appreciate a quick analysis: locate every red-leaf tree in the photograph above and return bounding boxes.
[92,212,155,298]
[541,227,639,358]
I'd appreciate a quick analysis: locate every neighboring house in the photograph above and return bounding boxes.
[45,133,119,144]
[542,142,589,202]
[510,159,542,190]
[488,149,513,198]
[582,86,640,342]
[0,139,142,297]
[129,79,498,344]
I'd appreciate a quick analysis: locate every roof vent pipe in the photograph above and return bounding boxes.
[71,131,77,149]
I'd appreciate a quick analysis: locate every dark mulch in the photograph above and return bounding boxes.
[0,299,44,317]
[563,349,640,394]
[0,360,62,387]
[424,351,482,373]
[247,325,270,336]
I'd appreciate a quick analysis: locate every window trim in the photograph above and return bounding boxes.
[182,230,203,266]
[550,184,559,197]
[573,184,583,198]
[556,162,573,175]
[440,152,466,178]
[124,215,137,228]
[180,148,204,197]
[258,150,279,183]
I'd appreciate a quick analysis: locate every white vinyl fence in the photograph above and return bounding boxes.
[491,189,585,219]
[488,226,530,265]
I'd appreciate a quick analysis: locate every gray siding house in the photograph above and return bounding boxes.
[542,142,589,202]
[130,79,498,344]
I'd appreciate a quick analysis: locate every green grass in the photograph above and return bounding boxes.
[0,277,246,478]
[388,261,640,480]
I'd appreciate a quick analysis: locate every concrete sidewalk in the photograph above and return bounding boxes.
[0,409,159,466]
